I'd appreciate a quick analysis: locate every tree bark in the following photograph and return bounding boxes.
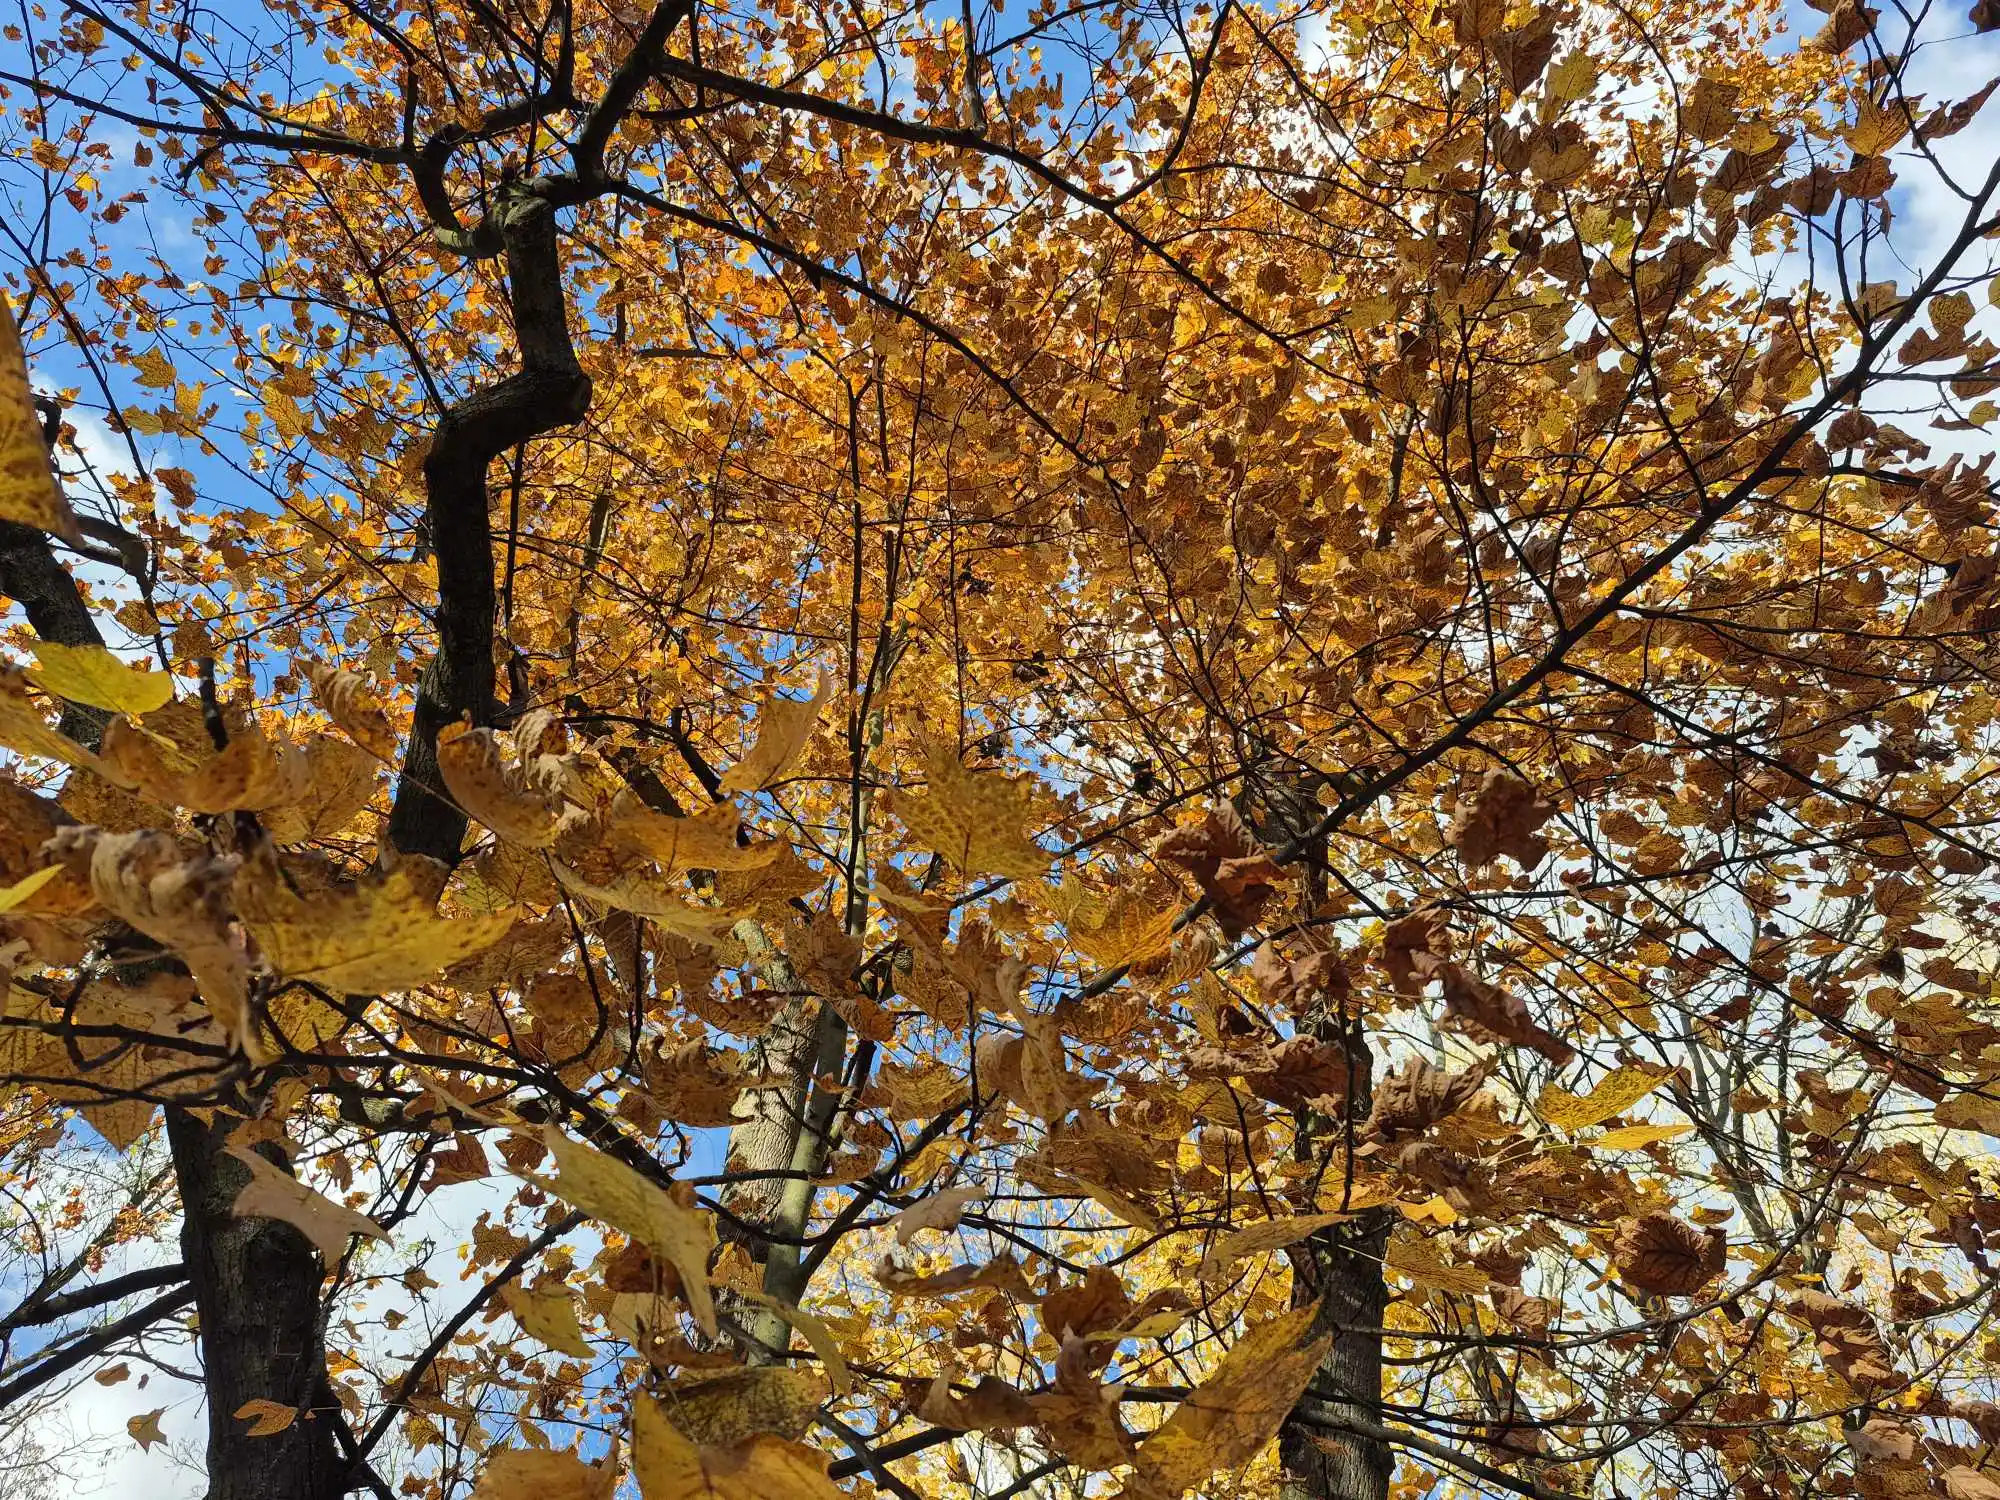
[166,1109,345,1500]
[1279,1211,1394,1500]
[0,514,345,1497]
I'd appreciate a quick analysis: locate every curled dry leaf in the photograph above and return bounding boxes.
[715,672,831,794]
[227,1142,388,1266]
[892,1182,986,1244]
[437,723,572,848]
[234,840,516,993]
[1448,768,1557,869]
[0,296,83,543]
[101,713,310,814]
[1365,1056,1494,1145]
[53,827,256,1057]
[304,661,398,760]
[1790,1290,1899,1392]
[631,1391,846,1500]
[610,791,780,875]
[1611,1210,1726,1296]
[1439,964,1575,1064]
[1151,804,1285,939]
[919,1366,1037,1431]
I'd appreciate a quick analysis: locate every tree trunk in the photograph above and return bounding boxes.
[1279,1213,1393,1500]
[0,512,349,1497]
[166,1109,345,1500]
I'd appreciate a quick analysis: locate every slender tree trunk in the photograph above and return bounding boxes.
[1279,1213,1393,1500]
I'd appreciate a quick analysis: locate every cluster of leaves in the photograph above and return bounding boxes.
[0,0,1995,1495]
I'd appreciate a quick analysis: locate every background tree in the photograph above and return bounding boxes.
[0,0,1994,1496]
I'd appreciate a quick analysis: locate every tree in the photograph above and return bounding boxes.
[0,0,1995,1493]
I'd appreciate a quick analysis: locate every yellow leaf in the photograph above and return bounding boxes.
[227,1142,388,1265]
[716,673,831,793]
[884,742,1049,881]
[737,1290,854,1395]
[304,661,398,759]
[632,1394,847,1500]
[437,724,573,848]
[1199,1211,1353,1284]
[1117,1303,1330,1499]
[101,713,309,814]
[233,1398,299,1437]
[1384,1236,1489,1294]
[530,1127,717,1336]
[548,860,738,949]
[1537,1064,1675,1131]
[650,1367,828,1445]
[500,1282,594,1359]
[94,1362,130,1386]
[1595,1122,1694,1150]
[0,863,65,913]
[127,1409,166,1451]
[234,841,517,993]
[56,827,257,1057]
[1845,98,1911,158]
[133,347,176,390]
[26,642,174,714]
[0,298,81,543]
[1544,50,1597,104]
[610,791,783,875]
[0,668,118,778]
[471,1446,619,1500]
[260,735,380,845]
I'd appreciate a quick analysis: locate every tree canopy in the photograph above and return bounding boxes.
[0,0,1997,1496]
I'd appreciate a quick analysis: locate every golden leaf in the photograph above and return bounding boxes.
[470,1447,619,1500]
[437,724,572,848]
[0,668,119,778]
[1198,1211,1353,1284]
[884,742,1048,880]
[127,1409,166,1451]
[736,1290,854,1395]
[651,1367,828,1445]
[529,1127,717,1336]
[0,297,82,543]
[261,735,380,844]
[227,1143,387,1265]
[233,1398,299,1437]
[1596,1122,1694,1150]
[101,714,310,814]
[501,1281,594,1359]
[610,791,781,874]
[0,864,65,913]
[1537,1064,1675,1131]
[55,828,256,1057]
[892,1183,986,1244]
[716,673,831,793]
[632,1393,846,1500]
[548,860,737,949]
[1117,1303,1331,1499]
[1383,1236,1490,1294]
[26,642,173,714]
[304,661,398,760]
[234,842,516,993]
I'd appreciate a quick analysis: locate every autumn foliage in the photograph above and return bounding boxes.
[0,0,1995,1495]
